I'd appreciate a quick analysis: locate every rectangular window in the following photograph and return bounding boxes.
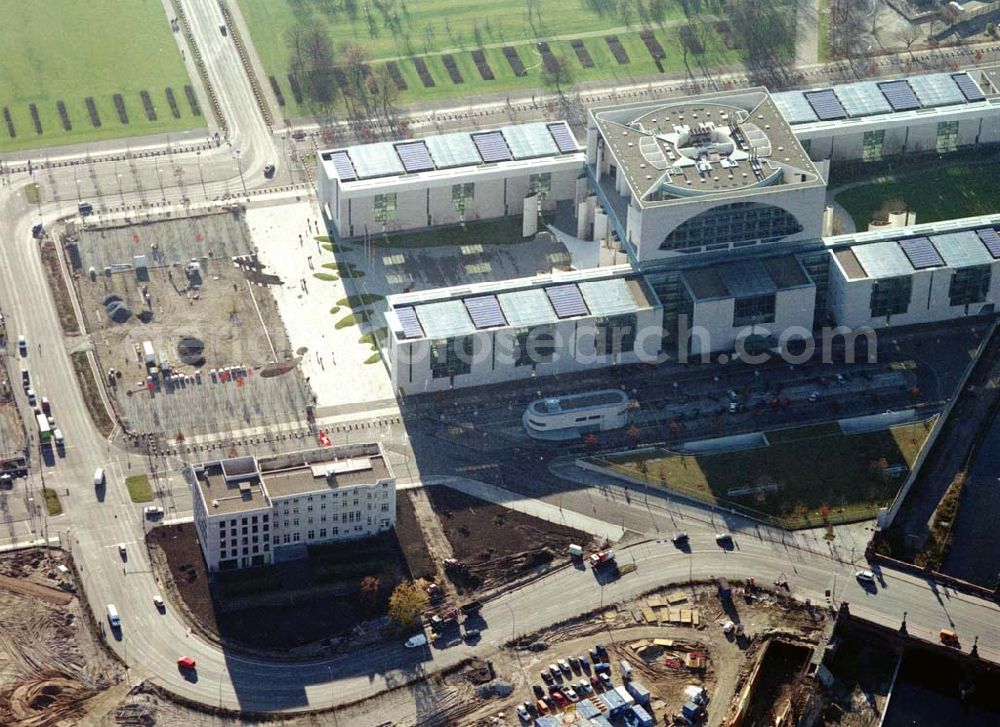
[320,528,327,538]
[373,192,397,224]
[733,294,777,327]
[283,534,291,544]
[293,533,300,542]
[936,120,960,153]
[381,503,389,512]
[529,172,552,200]
[862,129,885,162]
[307,530,315,540]
[429,336,474,379]
[870,276,912,318]
[594,314,638,357]
[949,265,991,306]
[452,182,475,216]
[514,325,556,366]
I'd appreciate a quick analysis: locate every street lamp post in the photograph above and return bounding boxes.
[197,151,208,200]
[235,149,247,198]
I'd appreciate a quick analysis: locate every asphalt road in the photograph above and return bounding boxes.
[0,0,998,718]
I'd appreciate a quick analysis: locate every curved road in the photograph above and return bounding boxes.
[0,0,999,719]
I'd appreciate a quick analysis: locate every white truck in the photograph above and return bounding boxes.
[142,341,155,366]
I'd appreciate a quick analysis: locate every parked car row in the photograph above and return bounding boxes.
[524,644,617,720]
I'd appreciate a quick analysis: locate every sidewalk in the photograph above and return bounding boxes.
[423,476,625,541]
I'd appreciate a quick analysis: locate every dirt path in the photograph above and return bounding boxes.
[0,574,73,605]
[405,488,458,602]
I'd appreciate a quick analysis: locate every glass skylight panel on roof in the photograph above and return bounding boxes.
[898,237,943,270]
[498,289,556,327]
[416,300,476,338]
[329,151,357,181]
[853,241,915,279]
[464,295,507,329]
[952,73,986,102]
[503,123,559,159]
[472,131,513,163]
[878,80,921,111]
[425,132,483,169]
[804,90,847,121]
[579,279,636,316]
[394,306,424,339]
[908,74,965,108]
[395,141,434,173]
[349,141,405,179]
[931,231,993,268]
[771,92,818,125]
[545,284,589,319]
[976,227,1000,258]
[718,260,776,298]
[834,82,892,118]
[548,122,579,152]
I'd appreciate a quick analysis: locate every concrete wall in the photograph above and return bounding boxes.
[325,156,583,238]
[828,258,1000,328]
[390,306,664,394]
[629,183,827,263]
[799,106,1000,162]
[688,285,816,356]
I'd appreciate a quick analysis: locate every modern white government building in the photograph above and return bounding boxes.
[315,67,1000,394]
[189,444,395,571]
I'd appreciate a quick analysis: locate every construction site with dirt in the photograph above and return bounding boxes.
[0,548,123,726]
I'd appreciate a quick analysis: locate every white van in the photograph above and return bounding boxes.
[107,603,121,627]
[619,659,633,681]
[93,468,105,487]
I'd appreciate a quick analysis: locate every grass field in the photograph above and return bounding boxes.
[597,419,934,529]
[0,0,203,153]
[125,474,153,503]
[239,0,748,115]
[835,163,1000,231]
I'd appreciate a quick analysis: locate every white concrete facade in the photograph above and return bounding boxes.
[386,267,663,395]
[189,445,396,572]
[797,104,1000,161]
[827,249,1000,329]
[687,285,817,357]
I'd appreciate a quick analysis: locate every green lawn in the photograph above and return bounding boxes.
[42,488,63,516]
[0,0,203,152]
[835,163,1000,231]
[125,474,154,503]
[239,0,745,114]
[598,419,934,529]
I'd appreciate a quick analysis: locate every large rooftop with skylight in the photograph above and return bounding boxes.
[591,90,823,206]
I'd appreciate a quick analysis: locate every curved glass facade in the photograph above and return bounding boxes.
[659,202,804,251]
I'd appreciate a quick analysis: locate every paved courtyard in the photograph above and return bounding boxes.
[245,202,396,412]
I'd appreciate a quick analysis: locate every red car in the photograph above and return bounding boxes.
[177,656,197,670]
[551,689,569,708]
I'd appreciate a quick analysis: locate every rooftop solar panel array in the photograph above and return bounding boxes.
[546,284,589,319]
[898,237,943,269]
[977,227,1000,258]
[548,122,579,152]
[473,131,513,163]
[395,141,434,173]
[908,74,965,108]
[805,90,847,121]
[878,80,921,112]
[464,295,507,329]
[329,151,357,181]
[953,72,986,102]
[395,306,424,339]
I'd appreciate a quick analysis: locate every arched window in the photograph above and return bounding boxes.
[660,202,803,251]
